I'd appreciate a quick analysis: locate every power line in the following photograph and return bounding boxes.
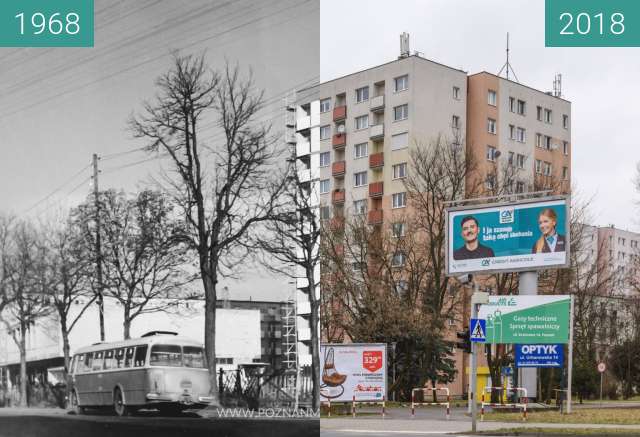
[21,163,92,215]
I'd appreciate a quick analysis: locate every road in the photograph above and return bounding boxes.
[0,408,319,437]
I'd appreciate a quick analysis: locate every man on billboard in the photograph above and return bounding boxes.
[531,208,566,254]
[453,216,495,260]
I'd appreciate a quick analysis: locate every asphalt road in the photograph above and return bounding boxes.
[0,409,319,437]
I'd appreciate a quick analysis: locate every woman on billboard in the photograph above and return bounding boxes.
[532,208,566,253]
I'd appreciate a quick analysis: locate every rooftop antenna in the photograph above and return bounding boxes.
[399,32,410,59]
[497,32,519,82]
[553,73,562,98]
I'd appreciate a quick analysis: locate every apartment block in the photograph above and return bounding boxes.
[467,72,571,194]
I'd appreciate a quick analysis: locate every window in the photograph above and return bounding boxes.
[516,181,525,193]
[216,357,233,365]
[451,115,460,129]
[563,141,569,155]
[354,171,367,187]
[392,222,406,238]
[74,354,84,374]
[150,344,181,367]
[508,151,514,166]
[391,132,408,150]
[319,151,330,167]
[103,349,115,370]
[544,108,552,123]
[517,99,526,115]
[392,162,407,179]
[509,97,515,112]
[453,86,461,100]
[392,192,406,208]
[516,154,525,169]
[83,353,93,372]
[563,114,569,129]
[391,252,406,267]
[355,115,369,130]
[92,351,104,371]
[509,125,515,140]
[394,104,408,121]
[320,98,331,113]
[485,174,496,190]
[562,166,569,180]
[320,125,331,140]
[355,86,369,103]
[535,159,542,174]
[537,106,543,121]
[183,346,206,368]
[134,345,148,367]
[320,206,331,220]
[488,90,497,106]
[544,135,552,150]
[535,133,542,148]
[394,74,408,92]
[396,280,408,295]
[115,348,125,369]
[486,145,498,161]
[487,118,496,134]
[353,199,367,215]
[516,127,526,143]
[124,347,135,368]
[354,142,368,158]
[543,161,552,176]
[320,179,330,194]
[352,262,366,272]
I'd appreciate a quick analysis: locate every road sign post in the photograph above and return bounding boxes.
[598,362,606,407]
[469,287,489,433]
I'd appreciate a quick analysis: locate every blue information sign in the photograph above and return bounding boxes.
[515,344,564,368]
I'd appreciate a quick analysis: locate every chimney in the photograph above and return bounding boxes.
[399,32,410,59]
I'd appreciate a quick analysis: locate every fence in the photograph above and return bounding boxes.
[480,386,528,421]
[351,390,385,418]
[410,386,450,419]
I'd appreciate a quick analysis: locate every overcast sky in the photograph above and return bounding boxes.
[321,0,640,231]
[0,0,319,301]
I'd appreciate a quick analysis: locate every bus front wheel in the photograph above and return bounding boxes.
[113,387,131,417]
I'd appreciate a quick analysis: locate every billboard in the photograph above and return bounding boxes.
[515,344,564,367]
[478,295,571,344]
[320,343,387,403]
[445,196,569,275]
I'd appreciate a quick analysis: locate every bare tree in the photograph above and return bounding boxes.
[0,221,52,406]
[129,54,286,402]
[255,153,320,408]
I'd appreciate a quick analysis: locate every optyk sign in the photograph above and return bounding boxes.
[515,343,564,367]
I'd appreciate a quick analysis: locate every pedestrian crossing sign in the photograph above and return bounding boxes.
[470,318,486,342]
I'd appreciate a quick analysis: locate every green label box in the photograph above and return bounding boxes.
[546,0,640,47]
[0,0,93,47]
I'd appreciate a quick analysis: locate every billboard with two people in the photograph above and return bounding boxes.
[446,196,569,275]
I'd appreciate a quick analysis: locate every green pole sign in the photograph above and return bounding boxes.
[478,295,570,344]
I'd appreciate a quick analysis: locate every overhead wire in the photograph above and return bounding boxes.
[21,163,92,215]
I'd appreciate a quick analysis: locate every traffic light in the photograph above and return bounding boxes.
[456,328,471,353]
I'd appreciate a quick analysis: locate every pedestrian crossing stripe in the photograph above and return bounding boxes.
[470,318,486,342]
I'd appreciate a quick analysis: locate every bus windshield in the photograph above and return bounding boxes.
[149,344,206,368]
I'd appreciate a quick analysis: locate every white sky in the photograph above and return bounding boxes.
[0,0,319,301]
[321,0,640,231]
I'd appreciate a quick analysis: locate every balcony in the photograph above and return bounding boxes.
[333,105,347,122]
[296,115,311,132]
[368,209,383,225]
[332,160,346,177]
[370,95,384,112]
[369,152,384,169]
[297,168,311,183]
[370,124,384,139]
[332,189,345,204]
[369,181,383,198]
[332,133,346,149]
[329,216,345,231]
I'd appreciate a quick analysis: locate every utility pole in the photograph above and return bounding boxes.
[92,153,105,341]
[470,281,489,433]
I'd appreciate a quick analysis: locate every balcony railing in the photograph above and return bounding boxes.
[368,209,383,225]
[332,133,346,149]
[370,124,384,139]
[333,105,347,122]
[369,181,383,198]
[329,216,345,231]
[369,152,384,169]
[296,115,311,131]
[332,189,345,204]
[370,95,384,112]
[332,160,346,177]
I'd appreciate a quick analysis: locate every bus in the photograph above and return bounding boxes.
[68,331,214,416]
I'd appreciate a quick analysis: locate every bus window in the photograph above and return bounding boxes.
[134,345,148,367]
[115,348,125,368]
[183,346,206,368]
[75,354,84,374]
[150,344,182,367]
[92,351,104,371]
[84,353,94,373]
[124,347,135,368]
[103,349,115,370]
